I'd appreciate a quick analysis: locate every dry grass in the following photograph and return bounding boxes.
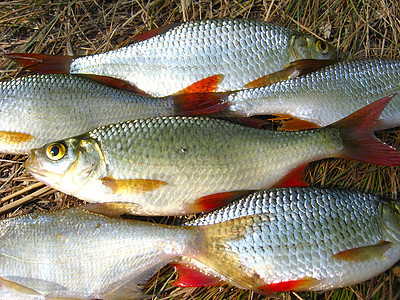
[0,0,400,299]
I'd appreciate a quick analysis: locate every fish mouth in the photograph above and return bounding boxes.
[24,150,52,179]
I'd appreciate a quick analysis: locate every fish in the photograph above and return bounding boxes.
[0,207,194,299]
[0,73,227,154]
[226,58,400,131]
[1,187,400,298]
[5,19,336,97]
[24,96,400,216]
[176,187,400,293]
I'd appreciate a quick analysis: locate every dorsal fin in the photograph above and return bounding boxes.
[176,75,224,94]
[4,53,73,73]
[132,23,179,42]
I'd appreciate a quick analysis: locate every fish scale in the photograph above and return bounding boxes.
[68,19,335,96]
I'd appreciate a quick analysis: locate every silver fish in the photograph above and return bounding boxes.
[227,58,400,130]
[24,96,400,216]
[6,19,336,97]
[0,74,225,154]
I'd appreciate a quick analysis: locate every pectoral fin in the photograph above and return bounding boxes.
[244,59,336,88]
[101,177,168,194]
[0,131,33,144]
[333,241,392,261]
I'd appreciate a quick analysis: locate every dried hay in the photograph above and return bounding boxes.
[0,0,399,299]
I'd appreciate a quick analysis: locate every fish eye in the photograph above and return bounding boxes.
[46,143,66,161]
[316,40,329,54]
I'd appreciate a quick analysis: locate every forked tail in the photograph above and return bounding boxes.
[330,94,400,166]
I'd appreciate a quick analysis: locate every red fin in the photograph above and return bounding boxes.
[171,262,223,287]
[83,75,151,95]
[132,23,179,42]
[259,277,320,292]
[187,190,252,214]
[330,94,400,166]
[244,59,336,88]
[333,241,392,261]
[177,75,224,94]
[173,92,230,116]
[272,164,308,188]
[5,53,73,73]
[276,115,321,130]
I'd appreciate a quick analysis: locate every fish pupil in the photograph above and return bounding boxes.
[50,146,60,157]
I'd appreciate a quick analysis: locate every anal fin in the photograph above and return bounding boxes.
[170,262,223,287]
[259,276,320,293]
[275,114,321,130]
[272,164,309,188]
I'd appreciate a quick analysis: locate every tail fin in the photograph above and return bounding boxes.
[331,94,400,166]
[4,53,72,73]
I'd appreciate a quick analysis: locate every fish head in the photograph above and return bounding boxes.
[25,135,106,194]
[381,201,400,243]
[291,34,336,60]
